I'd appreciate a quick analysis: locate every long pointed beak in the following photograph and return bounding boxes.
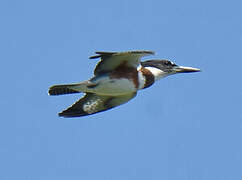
[174,66,201,73]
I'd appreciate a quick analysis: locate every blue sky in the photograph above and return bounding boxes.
[1,0,242,179]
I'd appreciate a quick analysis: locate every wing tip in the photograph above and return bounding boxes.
[89,52,116,59]
[89,55,101,59]
[58,104,90,118]
[58,110,88,118]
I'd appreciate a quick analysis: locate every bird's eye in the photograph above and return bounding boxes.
[167,61,176,66]
[164,61,172,65]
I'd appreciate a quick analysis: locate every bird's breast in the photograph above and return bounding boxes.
[138,67,155,89]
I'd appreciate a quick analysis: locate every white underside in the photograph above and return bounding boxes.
[73,76,137,96]
[94,77,136,95]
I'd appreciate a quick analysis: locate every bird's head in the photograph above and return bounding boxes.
[141,60,200,80]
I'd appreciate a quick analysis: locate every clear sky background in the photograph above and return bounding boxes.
[1,0,242,179]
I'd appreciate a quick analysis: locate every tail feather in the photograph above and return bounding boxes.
[48,84,80,96]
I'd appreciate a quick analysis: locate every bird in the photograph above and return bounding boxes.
[48,50,200,117]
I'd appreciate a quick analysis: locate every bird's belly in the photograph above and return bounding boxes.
[91,77,137,96]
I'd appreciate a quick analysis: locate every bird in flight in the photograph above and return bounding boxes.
[48,50,200,117]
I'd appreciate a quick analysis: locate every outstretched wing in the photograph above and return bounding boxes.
[59,92,137,117]
[89,50,155,76]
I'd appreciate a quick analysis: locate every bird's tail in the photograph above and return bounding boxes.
[49,80,93,95]
[48,83,82,96]
[48,80,98,96]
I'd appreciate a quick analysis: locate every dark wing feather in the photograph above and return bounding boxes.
[59,92,137,117]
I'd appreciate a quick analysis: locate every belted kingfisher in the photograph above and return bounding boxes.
[49,50,200,117]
